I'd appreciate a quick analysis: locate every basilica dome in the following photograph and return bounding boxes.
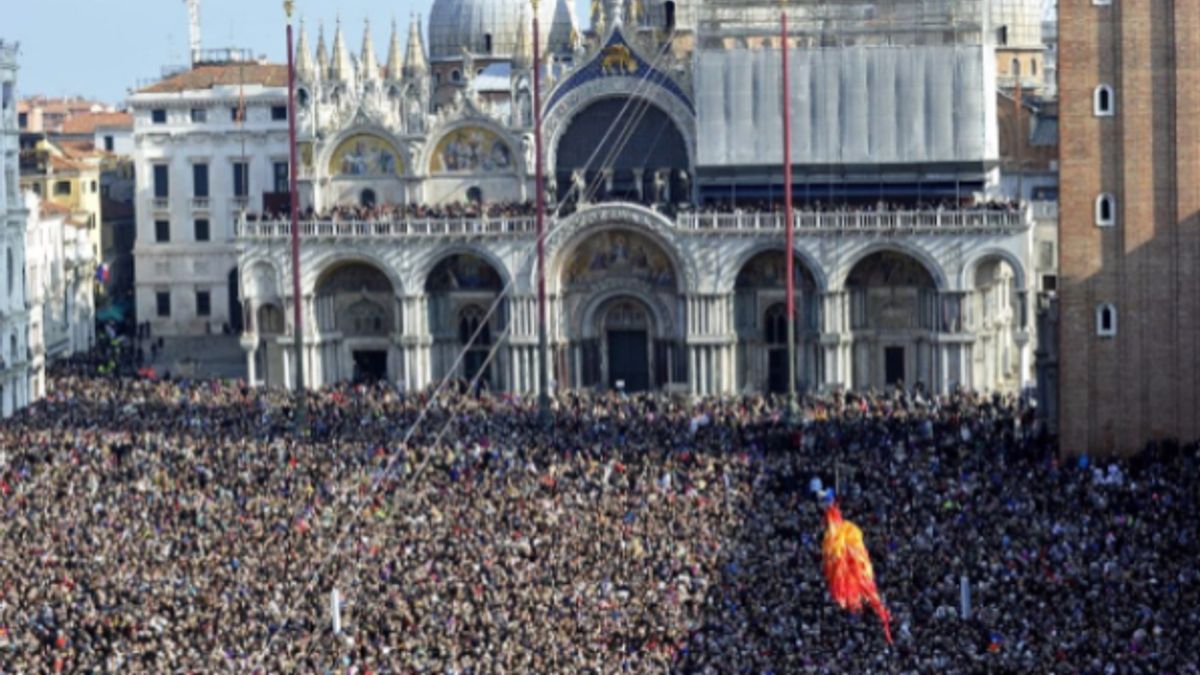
[428,0,577,61]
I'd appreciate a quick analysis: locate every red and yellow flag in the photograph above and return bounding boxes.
[822,502,893,644]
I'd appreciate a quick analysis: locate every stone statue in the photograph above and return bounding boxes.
[676,169,691,204]
[461,47,475,86]
[517,89,533,127]
[407,95,425,133]
[653,169,668,204]
[572,169,588,205]
[522,135,535,173]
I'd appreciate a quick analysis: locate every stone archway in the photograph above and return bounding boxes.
[314,261,399,385]
[968,255,1026,392]
[845,250,941,391]
[425,253,507,388]
[597,297,655,392]
[553,97,690,208]
[558,228,684,390]
[240,260,282,387]
[733,250,821,393]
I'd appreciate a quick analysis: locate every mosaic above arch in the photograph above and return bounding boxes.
[425,254,504,292]
[846,251,938,288]
[564,230,675,290]
[329,134,404,177]
[735,251,818,290]
[430,127,515,174]
[546,29,694,115]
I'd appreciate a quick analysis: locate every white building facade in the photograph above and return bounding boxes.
[234,1,1035,396]
[24,194,96,398]
[128,56,289,336]
[0,41,33,416]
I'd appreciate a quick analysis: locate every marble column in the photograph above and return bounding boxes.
[245,343,258,387]
[281,346,292,389]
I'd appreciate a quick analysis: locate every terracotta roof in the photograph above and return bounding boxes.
[61,111,133,134]
[137,63,288,94]
[49,155,91,172]
[56,140,102,159]
[39,201,71,218]
[18,97,109,115]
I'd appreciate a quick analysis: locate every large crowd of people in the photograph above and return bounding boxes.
[0,347,1196,673]
[243,195,1022,227]
[248,201,538,224]
[683,197,1024,215]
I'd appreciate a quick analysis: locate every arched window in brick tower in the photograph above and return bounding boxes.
[1095,193,1116,227]
[1096,303,1117,337]
[1094,84,1114,116]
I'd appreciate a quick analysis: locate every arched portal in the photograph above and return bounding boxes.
[734,250,820,393]
[554,98,689,207]
[227,267,243,334]
[425,253,506,388]
[969,256,1025,392]
[845,251,940,390]
[559,228,684,391]
[314,261,398,384]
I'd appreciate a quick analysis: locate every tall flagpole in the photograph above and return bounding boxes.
[782,0,797,417]
[533,0,551,425]
[285,0,306,431]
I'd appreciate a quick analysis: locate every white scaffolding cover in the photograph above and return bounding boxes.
[695,45,997,167]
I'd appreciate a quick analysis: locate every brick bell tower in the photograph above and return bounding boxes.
[1057,0,1200,455]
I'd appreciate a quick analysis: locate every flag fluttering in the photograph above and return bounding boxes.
[822,502,893,644]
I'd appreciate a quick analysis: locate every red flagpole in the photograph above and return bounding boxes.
[286,4,306,429]
[782,6,797,406]
[533,0,550,423]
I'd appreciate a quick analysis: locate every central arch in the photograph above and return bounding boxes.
[314,261,400,384]
[557,227,685,390]
[553,97,690,207]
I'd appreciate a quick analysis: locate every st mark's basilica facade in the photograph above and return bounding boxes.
[236,0,1033,397]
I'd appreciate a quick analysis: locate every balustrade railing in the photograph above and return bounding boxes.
[237,207,1029,240]
[237,216,538,239]
[677,208,1029,231]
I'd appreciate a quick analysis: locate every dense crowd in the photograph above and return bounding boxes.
[245,196,1023,226]
[685,197,1024,215]
[249,201,538,223]
[0,354,1197,673]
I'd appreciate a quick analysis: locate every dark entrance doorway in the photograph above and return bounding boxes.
[353,350,388,382]
[463,351,492,387]
[228,268,244,334]
[884,346,905,385]
[768,349,788,393]
[608,330,649,392]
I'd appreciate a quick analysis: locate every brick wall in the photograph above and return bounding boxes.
[1058,0,1200,455]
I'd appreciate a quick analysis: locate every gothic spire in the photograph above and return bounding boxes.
[385,18,404,80]
[330,16,354,83]
[361,18,380,83]
[295,19,314,80]
[403,14,428,79]
[315,21,330,79]
[512,5,533,70]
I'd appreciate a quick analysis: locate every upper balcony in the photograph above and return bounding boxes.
[236,201,1031,241]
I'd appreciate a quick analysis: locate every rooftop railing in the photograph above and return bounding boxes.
[237,206,1030,240]
[678,208,1029,231]
[237,216,538,240]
